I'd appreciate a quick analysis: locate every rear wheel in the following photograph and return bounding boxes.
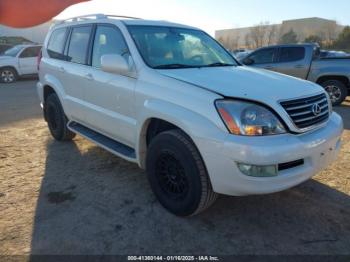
[321,80,348,106]
[45,93,76,141]
[0,67,17,83]
[146,129,218,216]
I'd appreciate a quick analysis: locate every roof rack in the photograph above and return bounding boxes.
[56,14,141,25]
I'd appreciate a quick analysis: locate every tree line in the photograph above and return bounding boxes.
[218,21,350,52]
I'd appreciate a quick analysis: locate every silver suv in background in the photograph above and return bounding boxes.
[0,44,42,83]
[242,44,350,105]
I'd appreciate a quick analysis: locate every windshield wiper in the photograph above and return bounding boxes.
[154,64,198,69]
[204,62,236,67]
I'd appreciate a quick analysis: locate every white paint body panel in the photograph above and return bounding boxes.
[0,45,41,75]
[37,18,344,196]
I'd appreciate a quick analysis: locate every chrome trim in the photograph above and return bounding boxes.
[283,98,327,111]
[278,92,331,133]
[293,110,328,123]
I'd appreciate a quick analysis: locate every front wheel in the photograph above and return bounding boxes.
[321,80,348,106]
[146,129,218,216]
[0,67,17,83]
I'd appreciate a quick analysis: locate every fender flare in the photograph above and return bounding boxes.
[135,98,225,169]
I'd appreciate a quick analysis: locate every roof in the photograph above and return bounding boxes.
[122,19,198,29]
[54,14,198,30]
[14,44,42,48]
[282,17,336,23]
[255,43,318,50]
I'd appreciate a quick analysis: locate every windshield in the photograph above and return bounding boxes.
[127,25,237,69]
[3,46,23,57]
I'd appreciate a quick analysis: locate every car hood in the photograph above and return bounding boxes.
[0,56,14,62]
[157,66,323,103]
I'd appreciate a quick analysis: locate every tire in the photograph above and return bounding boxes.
[45,93,76,141]
[0,67,17,83]
[321,80,348,106]
[146,129,218,216]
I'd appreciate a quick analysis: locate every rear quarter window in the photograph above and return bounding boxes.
[279,47,305,62]
[47,28,68,60]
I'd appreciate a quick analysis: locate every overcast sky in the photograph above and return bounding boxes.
[56,0,350,35]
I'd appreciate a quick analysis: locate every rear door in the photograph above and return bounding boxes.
[18,46,41,74]
[61,24,93,124]
[244,47,279,71]
[274,46,309,79]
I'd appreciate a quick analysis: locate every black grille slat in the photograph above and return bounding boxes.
[280,93,330,130]
[278,159,304,171]
[296,113,329,129]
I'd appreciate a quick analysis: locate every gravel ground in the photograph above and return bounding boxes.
[0,80,350,255]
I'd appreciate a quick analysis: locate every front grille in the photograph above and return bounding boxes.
[280,93,329,130]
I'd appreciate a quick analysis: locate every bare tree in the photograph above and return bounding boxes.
[249,21,278,48]
[267,25,278,45]
[323,21,337,47]
[245,34,253,49]
[228,35,240,50]
[249,22,267,48]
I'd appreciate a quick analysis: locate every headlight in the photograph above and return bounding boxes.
[216,100,286,136]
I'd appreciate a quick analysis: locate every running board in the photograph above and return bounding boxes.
[68,121,137,162]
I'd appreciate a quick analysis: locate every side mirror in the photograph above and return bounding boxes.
[243,58,254,65]
[101,54,131,76]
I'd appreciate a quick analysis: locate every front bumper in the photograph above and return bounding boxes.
[196,112,343,196]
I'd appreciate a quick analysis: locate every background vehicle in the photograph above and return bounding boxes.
[232,49,253,60]
[242,44,350,105]
[320,50,349,58]
[0,44,42,83]
[37,15,343,216]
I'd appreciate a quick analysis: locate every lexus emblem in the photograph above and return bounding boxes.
[312,103,322,116]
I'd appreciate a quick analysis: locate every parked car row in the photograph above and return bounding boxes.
[241,44,350,105]
[0,44,41,83]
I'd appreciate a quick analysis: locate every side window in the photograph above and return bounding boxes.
[249,48,276,64]
[279,47,305,63]
[67,26,92,64]
[47,28,67,60]
[19,47,41,58]
[92,26,128,68]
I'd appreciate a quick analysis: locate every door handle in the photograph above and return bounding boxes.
[84,73,94,81]
[59,66,66,73]
[264,66,274,70]
[295,65,305,69]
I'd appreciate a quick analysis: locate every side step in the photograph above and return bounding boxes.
[68,121,137,162]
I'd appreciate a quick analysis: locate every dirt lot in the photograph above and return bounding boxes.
[0,80,350,255]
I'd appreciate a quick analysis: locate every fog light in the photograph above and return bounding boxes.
[237,163,278,177]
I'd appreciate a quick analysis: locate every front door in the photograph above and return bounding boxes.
[244,47,279,72]
[83,24,137,147]
[18,46,41,74]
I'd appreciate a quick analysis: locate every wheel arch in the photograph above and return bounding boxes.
[136,99,223,170]
[138,117,191,169]
[316,75,350,88]
[40,75,67,109]
[0,66,19,75]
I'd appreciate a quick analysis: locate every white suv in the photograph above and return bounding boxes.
[37,14,343,216]
[0,44,42,83]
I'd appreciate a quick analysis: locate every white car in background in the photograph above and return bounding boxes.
[0,44,42,83]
